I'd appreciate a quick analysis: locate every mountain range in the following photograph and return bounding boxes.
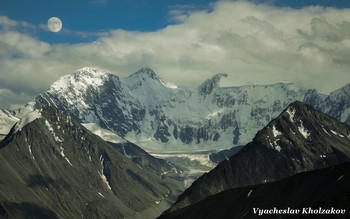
[1,67,350,218]
[7,67,350,152]
[168,101,350,212]
[0,106,183,219]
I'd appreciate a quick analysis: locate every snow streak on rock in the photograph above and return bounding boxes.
[14,110,41,132]
[98,155,112,190]
[298,121,310,139]
[286,107,296,122]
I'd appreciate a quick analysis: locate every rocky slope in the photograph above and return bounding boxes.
[159,162,350,219]
[169,101,350,211]
[0,106,182,219]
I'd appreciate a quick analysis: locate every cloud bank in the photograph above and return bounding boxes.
[1,1,350,108]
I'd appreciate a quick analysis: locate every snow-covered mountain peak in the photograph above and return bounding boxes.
[329,82,350,99]
[49,67,110,93]
[197,73,228,95]
[123,67,168,91]
[127,67,164,82]
[0,109,19,139]
[131,67,160,79]
[14,109,42,132]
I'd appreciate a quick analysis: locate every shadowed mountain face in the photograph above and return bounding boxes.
[8,68,350,152]
[0,106,182,219]
[158,162,350,219]
[168,101,350,211]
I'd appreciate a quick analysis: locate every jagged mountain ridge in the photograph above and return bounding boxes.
[304,83,350,124]
[159,162,350,219]
[11,67,350,151]
[0,106,182,219]
[169,101,350,211]
[0,109,19,141]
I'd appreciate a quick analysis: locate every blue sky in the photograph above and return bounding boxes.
[0,0,350,108]
[0,0,214,43]
[1,0,348,43]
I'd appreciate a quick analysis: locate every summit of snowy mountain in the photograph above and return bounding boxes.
[49,67,110,92]
[123,67,171,91]
[327,83,350,113]
[128,67,164,82]
[330,82,350,97]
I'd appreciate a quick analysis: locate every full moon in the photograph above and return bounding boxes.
[47,17,62,32]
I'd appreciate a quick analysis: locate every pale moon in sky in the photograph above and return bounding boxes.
[47,17,62,32]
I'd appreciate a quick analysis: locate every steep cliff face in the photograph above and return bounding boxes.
[0,106,181,219]
[169,101,350,211]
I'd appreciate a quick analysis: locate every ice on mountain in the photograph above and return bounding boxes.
[247,189,253,198]
[330,130,345,137]
[14,109,41,132]
[28,144,35,159]
[270,138,282,152]
[165,82,178,89]
[330,130,337,135]
[121,145,132,159]
[49,68,108,115]
[206,109,224,120]
[45,120,63,142]
[98,156,112,190]
[82,123,127,144]
[58,146,73,167]
[161,169,169,176]
[0,109,19,140]
[298,121,310,139]
[98,192,105,198]
[275,145,281,152]
[322,126,331,136]
[272,125,282,137]
[51,67,106,92]
[64,156,73,166]
[286,107,295,122]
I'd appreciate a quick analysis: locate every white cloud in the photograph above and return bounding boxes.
[1,1,350,108]
[0,16,34,29]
